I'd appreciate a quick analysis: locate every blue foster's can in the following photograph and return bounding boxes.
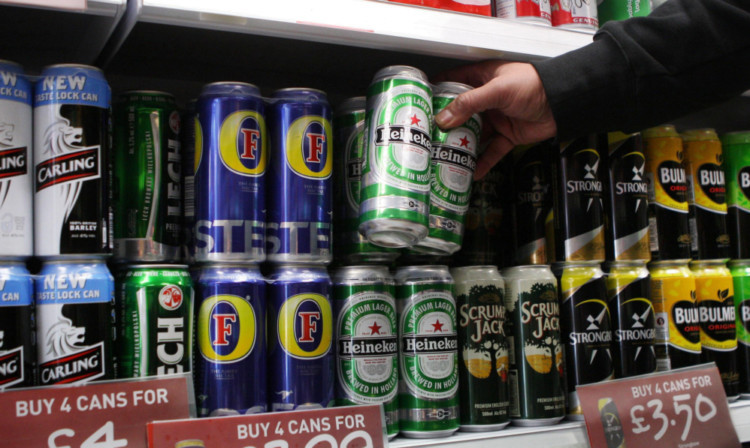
[194,82,267,263]
[266,88,332,264]
[0,261,35,389]
[195,263,266,416]
[267,264,334,410]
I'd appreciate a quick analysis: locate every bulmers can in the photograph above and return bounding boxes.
[451,265,510,431]
[36,259,114,385]
[113,91,182,262]
[267,88,332,264]
[0,261,35,389]
[194,82,266,263]
[691,260,738,400]
[395,265,459,437]
[267,264,334,411]
[117,264,193,377]
[34,64,112,257]
[359,66,433,248]
[682,129,729,260]
[642,126,690,261]
[501,265,564,426]
[722,131,750,259]
[730,260,750,397]
[333,266,399,438]
[0,60,32,258]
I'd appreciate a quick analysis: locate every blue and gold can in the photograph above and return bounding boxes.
[194,263,266,416]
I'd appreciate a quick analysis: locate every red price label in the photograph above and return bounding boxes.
[0,375,191,448]
[148,405,387,448]
[578,364,740,448]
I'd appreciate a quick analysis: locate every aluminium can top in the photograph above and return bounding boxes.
[40,63,104,75]
[271,87,328,102]
[394,265,452,284]
[642,125,680,139]
[200,81,261,98]
[433,81,472,96]
[371,65,429,84]
[336,96,366,114]
[333,265,393,284]
[0,59,24,72]
[681,128,719,142]
[721,130,750,146]
[124,264,190,270]
[118,90,175,99]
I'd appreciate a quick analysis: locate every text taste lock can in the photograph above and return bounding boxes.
[333,97,398,264]
[333,266,399,438]
[451,265,510,431]
[649,261,700,371]
[730,260,750,397]
[494,0,552,25]
[267,264,334,411]
[395,265,459,437]
[359,65,433,249]
[0,60,32,257]
[34,64,112,257]
[0,262,35,389]
[113,91,182,262]
[194,82,267,263]
[501,265,564,426]
[36,259,114,385]
[415,82,481,256]
[682,129,730,260]
[551,134,606,263]
[117,264,193,378]
[605,261,656,378]
[195,264,266,416]
[691,260,739,400]
[722,132,750,259]
[267,88,332,264]
[605,132,650,262]
[642,125,691,261]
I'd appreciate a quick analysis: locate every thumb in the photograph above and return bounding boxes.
[434,81,501,130]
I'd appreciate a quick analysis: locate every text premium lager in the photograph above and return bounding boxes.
[722,131,750,259]
[731,260,750,397]
[511,142,553,265]
[0,262,34,389]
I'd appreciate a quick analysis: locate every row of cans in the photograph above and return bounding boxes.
[494,0,600,30]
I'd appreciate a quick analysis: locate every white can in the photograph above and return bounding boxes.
[494,0,552,26]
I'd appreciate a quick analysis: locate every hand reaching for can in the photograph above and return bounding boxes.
[434,61,557,180]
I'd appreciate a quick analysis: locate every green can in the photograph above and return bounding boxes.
[731,260,750,398]
[359,66,433,249]
[113,91,182,262]
[332,266,399,438]
[597,0,650,26]
[414,82,481,256]
[722,131,750,259]
[395,265,459,438]
[117,264,194,377]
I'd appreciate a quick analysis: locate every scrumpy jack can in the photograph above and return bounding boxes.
[723,132,750,259]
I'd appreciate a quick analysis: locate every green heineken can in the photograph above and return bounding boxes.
[395,265,459,438]
[333,97,399,264]
[117,264,194,377]
[451,265,510,431]
[333,266,399,438]
[113,91,182,262]
[414,82,481,256]
[731,260,750,398]
[722,131,750,259]
[359,66,433,249]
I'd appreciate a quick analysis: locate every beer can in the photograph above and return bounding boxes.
[682,129,730,260]
[181,99,197,264]
[556,261,613,419]
[359,65,433,248]
[333,266,399,438]
[642,125,691,261]
[267,264,334,410]
[551,135,607,263]
[552,0,598,30]
[451,265,510,431]
[501,265,565,426]
[604,132,650,262]
[36,259,114,385]
[113,91,182,262]
[117,264,193,377]
[691,260,739,400]
[597,397,626,447]
[34,64,112,258]
[605,261,656,378]
[194,82,266,263]
[597,0,650,25]
[510,141,553,265]
[495,0,552,25]
[333,97,398,264]
[395,265,459,437]
[0,60,32,258]
[194,264,266,416]
[730,260,750,398]
[267,88,332,264]
[0,261,34,388]
[722,131,750,259]
[415,82,481,256]
[650,261,700,370]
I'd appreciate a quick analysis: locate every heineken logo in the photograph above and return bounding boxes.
[375,125,432,152]
[431,146,477,172]
[403,335,458,353]
[0,346,23,388]
[338,338,398,356]
[0,146,27,179]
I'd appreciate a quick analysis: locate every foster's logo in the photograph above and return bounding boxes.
[198,295,257,363]
[219,111,267,176]
[285,116,332,179]
[277,293,332,359]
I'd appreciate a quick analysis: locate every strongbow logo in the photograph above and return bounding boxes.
[278,293,332,359]
[198,295,257,363]
[286,116,332,179]
[219,111,267,176]
[159,285,183,310]
[632,162,644,181]
[584,159,599,179]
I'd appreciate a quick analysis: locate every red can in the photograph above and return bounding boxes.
[494,0,552,25]
[552,0,598,30]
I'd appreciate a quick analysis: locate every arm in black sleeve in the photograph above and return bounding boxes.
[531,0,750,140]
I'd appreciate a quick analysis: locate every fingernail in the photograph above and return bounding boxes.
[435,109,454,127]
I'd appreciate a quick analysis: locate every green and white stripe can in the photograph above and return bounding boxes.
[359,66,433,249]
[395,265,459,438]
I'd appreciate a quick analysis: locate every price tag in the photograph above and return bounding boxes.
[0,374,192,448]
[0,0,86,10]
[578,364,740,448]
[148,404,387,448]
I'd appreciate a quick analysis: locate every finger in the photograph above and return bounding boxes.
[432,60,503,87]
[435,81,504,130]
[474,134,514,180]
